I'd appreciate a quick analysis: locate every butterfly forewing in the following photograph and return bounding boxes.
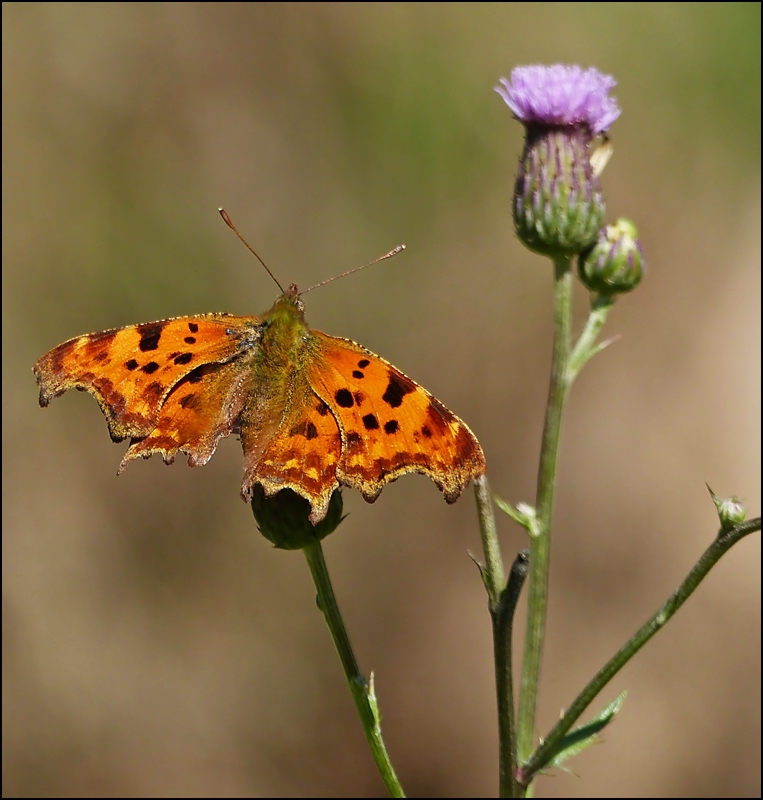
[34,314,262,441]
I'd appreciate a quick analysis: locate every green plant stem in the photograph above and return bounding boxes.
[302,540,404,798]
[475,475,522,797]
[567,293,615,381]
[517,257,573,768]
[474,474,506,605]
[517,516,761,787]
[492,551,531,797]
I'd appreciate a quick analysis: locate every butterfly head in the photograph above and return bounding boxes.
[264,284,307,328]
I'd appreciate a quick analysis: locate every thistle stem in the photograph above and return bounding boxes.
[474,474,506,605]
[517,517,761,786]
[517,257,573,767]
[475,473,520,796]
[492,551,530,797]
[567,293,616,381]
[302,540,404,797]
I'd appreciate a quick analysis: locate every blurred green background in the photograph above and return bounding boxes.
[3,3,760,797]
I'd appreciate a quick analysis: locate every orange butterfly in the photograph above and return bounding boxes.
[34,248,485,524]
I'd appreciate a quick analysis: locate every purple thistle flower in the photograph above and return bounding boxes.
[496,64,620,134]
[496,64,621,257]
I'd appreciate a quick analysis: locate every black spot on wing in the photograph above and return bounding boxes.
[137,322,165,352]
[179,393,200,410]
[188,322,199,333]
[179,363,222,386]
[287,419,320,441]
[125,359,139,371]
[141,362,160,375]
[362,414,379,430]
[382,371,416,408]
[384,420,398,434]
[173,352,193,366]
[335,388,354,408]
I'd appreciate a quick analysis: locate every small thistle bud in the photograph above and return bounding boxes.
[251,486,344,550]
[708,486,747,533]
[496,65,621,258]
[578,219,645,295]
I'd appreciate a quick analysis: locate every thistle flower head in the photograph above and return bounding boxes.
[495,64,620,135]
[578,219,645,295]
[496,64,620,257]
[251,486,345,550]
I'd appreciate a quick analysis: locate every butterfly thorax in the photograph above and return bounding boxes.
[257,289,310,370]
[231,287,319,477]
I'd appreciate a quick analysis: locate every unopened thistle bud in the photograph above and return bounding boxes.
[708,486,747,533]
[251,486,344,550]
[496,64,621,258]
[578,219,645,295]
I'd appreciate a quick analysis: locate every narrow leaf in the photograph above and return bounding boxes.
[545,691,627,770]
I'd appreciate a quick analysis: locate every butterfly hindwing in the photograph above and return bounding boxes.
[120,359,255,471]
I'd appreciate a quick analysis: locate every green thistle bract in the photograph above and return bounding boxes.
[579,219,645,295]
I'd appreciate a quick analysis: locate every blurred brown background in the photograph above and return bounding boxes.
[3,3,760,797]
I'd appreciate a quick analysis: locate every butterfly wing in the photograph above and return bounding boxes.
[239,371,343,524]
[119,359,254,471]
[307,331,485,504]
[34,313,262,450]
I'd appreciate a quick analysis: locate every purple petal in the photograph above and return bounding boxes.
[495,64,621,134]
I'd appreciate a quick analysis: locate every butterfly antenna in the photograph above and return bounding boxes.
[301,244,406,295]
[218,208,284,293]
